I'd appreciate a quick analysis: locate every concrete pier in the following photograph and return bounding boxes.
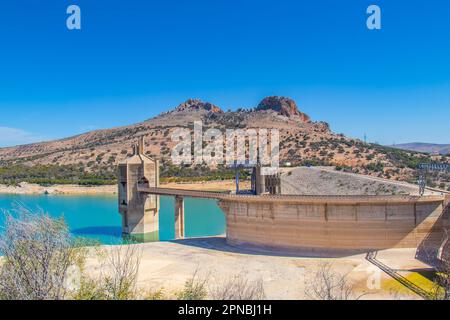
[175,196,185,239]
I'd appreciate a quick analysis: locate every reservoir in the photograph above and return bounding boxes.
[0,194,226,244]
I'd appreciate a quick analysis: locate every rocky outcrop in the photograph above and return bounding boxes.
[175,99,223,113]
[256,96,311,122]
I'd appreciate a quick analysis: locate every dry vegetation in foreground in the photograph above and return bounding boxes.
[0,208,265,300]
[0,209,448,300]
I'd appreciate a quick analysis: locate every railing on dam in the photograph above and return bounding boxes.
[137,187,230,200]
[366,251,433,300]
[137,186,445,204]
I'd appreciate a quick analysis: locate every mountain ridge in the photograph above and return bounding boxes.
[391,143,450,155]
[0,96,448,190]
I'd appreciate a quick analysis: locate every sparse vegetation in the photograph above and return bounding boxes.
[0,98,448,188]
[0,164,116,186]
[429,231,450,300]
[160,163,250,183]
[0,209,144,300]
[0,211,267,300]
[305,263,366,300]
[72,245,142,300]
[209,274,265,300]
[0,208,86,300]
[176,270,209,300]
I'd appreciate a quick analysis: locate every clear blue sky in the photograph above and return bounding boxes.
[0,0,449,147]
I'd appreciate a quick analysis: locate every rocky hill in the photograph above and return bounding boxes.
[0,96,448,189]
[256,96,310,122]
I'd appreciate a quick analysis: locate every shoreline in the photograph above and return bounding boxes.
[0,180,247,195]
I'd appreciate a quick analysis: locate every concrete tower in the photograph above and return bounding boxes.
[118,137,160,240]
[251,152,281,195]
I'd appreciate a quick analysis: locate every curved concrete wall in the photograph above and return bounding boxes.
[218,195,449,252]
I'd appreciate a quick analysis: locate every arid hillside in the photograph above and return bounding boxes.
[0,96,448,189]
[392,143,450,155]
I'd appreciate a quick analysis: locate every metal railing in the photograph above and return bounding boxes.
[366,251,433,300]
[137,186,445,204]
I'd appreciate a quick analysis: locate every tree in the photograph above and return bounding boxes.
[0,207,143,300]
[176,269,208,300]
[0,207,84,300]
[74,244,142,300]
[209,273,265,300]
[101,245,142,300]
[429,230,450,300]
[305,263,365,300]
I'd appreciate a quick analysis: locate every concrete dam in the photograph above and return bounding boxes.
[218,194,449,252]
[118,138,450,254]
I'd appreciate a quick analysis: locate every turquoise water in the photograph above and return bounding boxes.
[0,194,226,244]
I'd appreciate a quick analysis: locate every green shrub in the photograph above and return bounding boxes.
[176,271,208,300]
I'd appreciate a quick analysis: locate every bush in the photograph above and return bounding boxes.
[305,263,366,300]
[0,208,143,300]
[364,162,384,173]
[176,270,208,300]
[72,245,142,300]
[209,274,265,300]
[0,207,86,300]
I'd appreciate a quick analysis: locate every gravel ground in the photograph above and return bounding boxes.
[281,167,422,196]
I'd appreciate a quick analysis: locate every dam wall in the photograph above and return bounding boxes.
[218,195,449,252]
